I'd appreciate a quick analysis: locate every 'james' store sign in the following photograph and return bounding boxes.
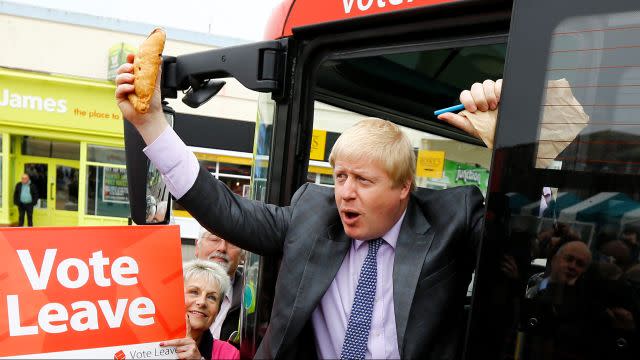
[0,67,123,136]
[0,226,185,359]
[0,88,67,113]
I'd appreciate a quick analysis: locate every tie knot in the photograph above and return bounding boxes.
[367,238,384,255]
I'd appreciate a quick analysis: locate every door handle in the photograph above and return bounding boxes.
[50,183,54,200]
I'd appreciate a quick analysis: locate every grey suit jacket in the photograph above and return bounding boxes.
[179,167,485,359]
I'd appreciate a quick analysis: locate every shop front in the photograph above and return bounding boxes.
[0,67,128,227]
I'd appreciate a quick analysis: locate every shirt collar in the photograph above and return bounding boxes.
[353,208,406,251]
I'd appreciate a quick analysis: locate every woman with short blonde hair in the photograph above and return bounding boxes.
[160,259,239,360]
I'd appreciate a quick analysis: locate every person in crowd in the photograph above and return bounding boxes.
[535,223,582,262]
[195,226,244,343]
[620,225,640,264]
[116,55,498,358]
[519,240,628,360]
[13,173,39,227]
[597,239,634,273]
[596,262,624,281]
[160,259,239,360]
[526,240,592,298]
[548,240,592,286]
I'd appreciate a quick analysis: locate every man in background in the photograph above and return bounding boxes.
[195,226,244,342]
[13,173,39,227]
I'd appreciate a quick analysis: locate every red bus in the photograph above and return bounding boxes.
[125,0,640,358]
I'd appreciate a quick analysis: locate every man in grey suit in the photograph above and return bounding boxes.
[116,55,500,359]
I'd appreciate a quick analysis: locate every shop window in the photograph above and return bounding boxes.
[173,158,252,212]
[219,176,250,196]
[199,160,217,173]
[319,174,334,186]
[306,172,335,186]
[22,137,80,160]
[306,172,336,187]
[85,165,130,218]
[87,145,126,165]
[56,165,78,211]
[219,162,251,176]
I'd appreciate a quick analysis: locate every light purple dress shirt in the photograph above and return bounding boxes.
[144,126,402,359]
[143,126,200,199]
[312,215,403,359]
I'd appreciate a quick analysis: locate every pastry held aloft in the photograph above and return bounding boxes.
[128,28,166,113]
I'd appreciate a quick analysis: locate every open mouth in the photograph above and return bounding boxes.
[341,210,361,224]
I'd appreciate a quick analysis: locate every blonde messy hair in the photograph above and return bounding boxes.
[329,118,416,191]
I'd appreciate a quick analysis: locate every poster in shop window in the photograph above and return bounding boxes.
[0,225,185,359]
[102,167,129,204]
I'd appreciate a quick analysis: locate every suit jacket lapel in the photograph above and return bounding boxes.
[279,223,351,348]
[393,199,433,357]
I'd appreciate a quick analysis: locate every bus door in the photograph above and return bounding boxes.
[467,0,640,358]
[247,1,511,357]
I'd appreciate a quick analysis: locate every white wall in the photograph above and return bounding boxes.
[0,13,259,122]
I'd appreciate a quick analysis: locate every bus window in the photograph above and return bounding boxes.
[309,43,505,196]
[468,2,640,358]
[534,14,640,175]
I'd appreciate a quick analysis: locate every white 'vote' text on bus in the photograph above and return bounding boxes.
[342,0,414,14]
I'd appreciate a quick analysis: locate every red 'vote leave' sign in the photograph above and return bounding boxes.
[0,225,185,359]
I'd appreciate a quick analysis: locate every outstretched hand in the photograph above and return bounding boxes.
[437,79,502,149]
[114,53,167,144]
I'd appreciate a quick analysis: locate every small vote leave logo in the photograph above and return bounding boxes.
[114,350,126,360]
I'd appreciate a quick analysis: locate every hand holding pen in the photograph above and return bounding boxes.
[434,79,502,142]
[434,79,502,148]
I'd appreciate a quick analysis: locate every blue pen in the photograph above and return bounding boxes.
[434,104,465,116]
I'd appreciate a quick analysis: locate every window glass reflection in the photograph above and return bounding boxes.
[502,186,640,359]
[505,14,640,355]
[56,165,78,211]
[85,165,130,217]
[219,162,251,176]
[534,11,640,175]
[22,137,80,160]
[87,145,126,165]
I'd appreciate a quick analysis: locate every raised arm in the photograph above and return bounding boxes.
[437,79,502,149]
[115,55,289,255]
[115,53,168,145]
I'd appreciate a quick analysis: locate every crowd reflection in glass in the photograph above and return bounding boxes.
[498,187,640,359]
